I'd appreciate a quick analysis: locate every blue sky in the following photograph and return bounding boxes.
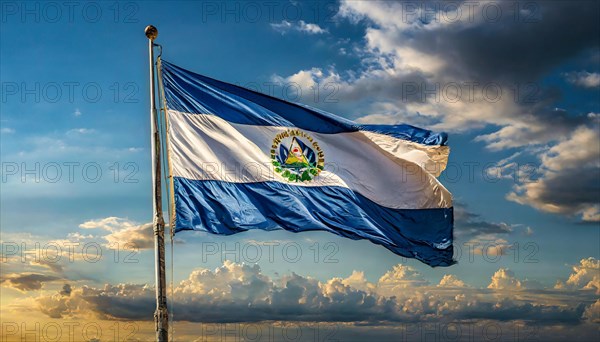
[1,1,599,341]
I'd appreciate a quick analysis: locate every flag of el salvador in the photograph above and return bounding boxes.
[160,60,454,267]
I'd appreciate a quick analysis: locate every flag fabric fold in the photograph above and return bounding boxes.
[160,60,454,266]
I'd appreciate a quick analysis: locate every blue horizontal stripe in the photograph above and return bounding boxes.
[173,177,454,267]
[361,124,448,146]
[161,60,447,146]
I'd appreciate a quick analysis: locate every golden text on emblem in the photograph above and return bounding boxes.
[271,129,325,182]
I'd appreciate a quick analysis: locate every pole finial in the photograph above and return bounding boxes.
[145,25,158,40]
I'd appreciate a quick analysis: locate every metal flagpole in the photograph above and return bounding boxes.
[145,24,169,342]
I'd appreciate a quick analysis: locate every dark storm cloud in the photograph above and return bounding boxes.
[332,0,600,221]
[506,123,600,221]
[336,0,599,126]
[455,300,588,325]
[453,205,513,241]
[0,273,61,292]
[533,167,600,207]
[411,1,600,83]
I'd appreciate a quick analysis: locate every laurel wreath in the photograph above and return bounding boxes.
[271,130,325,183]
[271,160,323,182]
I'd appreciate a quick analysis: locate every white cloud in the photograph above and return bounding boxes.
[104,223,155,250]
[79,217,137,231]
[278,67,323,89]
[564,71,600,88]
[79,217,156,249]
[28,260,597,327]
[488,268,523,290]
[555,257,600,294]
[176,260,270,301]
[438,274,467,288]
[377,264,429,293]
[341,270,374,292]
[298,21,327,34]
[73,108,82,117]
[270,20,292,32]
[66,128,94,135]
[1,127,15,134]
[271,20,327,35]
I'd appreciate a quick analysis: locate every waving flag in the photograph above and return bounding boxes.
[160,60,454,266]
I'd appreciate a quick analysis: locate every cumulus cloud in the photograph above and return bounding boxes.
[488,268,523,290]
[556,257,600,294]
[564,71,600,88]
[438,274,467,288]
[341,270,374,292]
[271,20,327,35]
[377,264,429,292]
[35,261,386,323]
[487,268,543,291]
[79,217,156,249]
[0,218,159,286]
[177,261,270,300]
[104,223,155,250]
[0,218,168,289]
[36,283,151,320]
[31,260,598,327]
[79,216,137,231]
[583,299,600,323]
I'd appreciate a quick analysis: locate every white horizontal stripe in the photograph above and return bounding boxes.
[362,131,449,177]
[167,110,452,209]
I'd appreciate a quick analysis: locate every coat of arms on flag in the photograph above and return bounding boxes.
[271,130,324,182]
